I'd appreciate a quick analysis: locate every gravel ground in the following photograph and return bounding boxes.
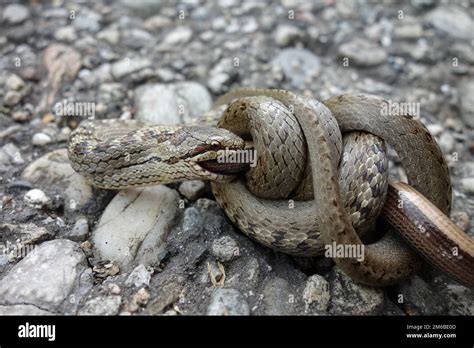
[0,0,473,315]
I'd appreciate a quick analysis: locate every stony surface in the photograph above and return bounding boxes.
[0,0,473,316]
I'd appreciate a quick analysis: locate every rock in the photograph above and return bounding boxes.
[132,288,151,307]
[273,24,303,46]
[4,91,22,106]
[143,15,172,31]
[338,38,387,66]
[161,26,193,47]
[459,79,474,128]
[442,284,474,315]
[438,132,455,154]
[146,282,182,314]
[460,178,474,195]
[24,189,50,207]
[22,149,93,214]
[0,240,89,311]
[78,295,122,315]
[395,276,448,315]
[394,22,424,40]
[54,26,77,42]
[3,4,30,24]
[97,28,120,45]
[426,6,473,40]
[119,0,162,16]
[0,304,53,315]
[0,143,24,166]
[272,48,321,88]
[125,264,152,287]
[73,8,102,33]
[111,57,151,79]
[426,124,444,136]
[92,185,180,268]
[329,269,384,315]
[262,278,295,315]
[179,180,206,201]
[451,211,470,232]
[6,74,25,91]
[207,288,250,315]
[134,82,212,125]
[65,217,89,242]
[210,236,240,262]
[302,275,331,313]
[207,72,232,94]
[32,132,53,146]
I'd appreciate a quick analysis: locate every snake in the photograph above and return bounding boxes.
[68,88,474,288]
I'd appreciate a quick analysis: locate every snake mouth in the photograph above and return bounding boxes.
[198,160,250,175]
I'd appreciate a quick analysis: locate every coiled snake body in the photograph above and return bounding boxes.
[68,88,474,288]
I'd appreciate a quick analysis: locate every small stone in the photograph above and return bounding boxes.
[210,236,240,262]
[4,91,22,106]
[12,110,30,122]
[32,133,52,146]
[125,264,152,287]
[451,211,470,232]
[272,48,321,88]
[97,28,120,45]
[273,24,303,46]
[338,38,387,66]
[73,9,102,33]
[54,26,77,42]
[179,180,206,201]
[3,4,30,24]
[426,6,473,40]
[395,276,447,314]
[6,74,25,91]
[111,57,151,79]
[427,124,444,136]
[162,26,193,46]
[132,288,150,306]
[24,189,50,207]
[78,295,122,315]
[438,132,455,154]
[207,288,250,315]
[394,22,424,40]
[66,218,89,242]
[262,278,294,315]
[302,275,330,313]
[0,143,24,165]
[207,73,232,94]
[108,283,121,295]
[459,79,474,128]
[461,178,474,195]
[143,15,172,31]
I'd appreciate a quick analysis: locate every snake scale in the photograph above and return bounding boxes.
[68,88,474,288]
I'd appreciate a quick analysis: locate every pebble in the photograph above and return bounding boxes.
[395,276,447,314]
[338,38,387,66]
[329,268,384,315]
[4,91,22,106]
[78,295,122,315]
[210,236,240,262]
[302,275,331,313]
[22,149,93,214]
[111,57,151,80]
[97,28,121,45]
[161,26,193,47]
[125,264,152,287]
[3,4,30,24]
[426,124,444,136]
[426,6,473,40]
[0,240,90,311]
[135,82,212,125]
[272,48,321,88]
[0,143,24,165]
[92,185,180,268]
[131,288,150,306]
[32,132,53,146]
[65,217,89,242]
[54,26,77,42]
[24,189,50,207]
[207,288,250,315]
[451,211,470,232]
[460,178,474,195]
[459,79,474,128]
[6,74,25,91]
[263,278,295,315]
[73,9,102,33]
[438,132,455,154]
[273,24,303,46]
[179,180,206,201]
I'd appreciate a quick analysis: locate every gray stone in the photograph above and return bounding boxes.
[461,178,474,195]
[438,132,455,154]
[0,304,53,315]
[207,288,250,315]
[134,82,212,125]
[274,24,303,46]
[24,189,50,207]
[0,240,89,311]
[65,218,89,242]
[459,79,474,128]
[302,275,330,313]
[263,278,295,315]
[92,185,180,268]
[125,264,152,287]
[73,9,102,33]
[0,143,24,166]
[54,26,77,42]
[78,295,122,315]
[161,26,193,47]
[179,180,206,201]
[111,57,151,79]
[272,48,321,88]
[4,91,22,106]
[32,132,52,146]
[395,276,448,315]
[97,28,120,45]
[22,149,93,214]
[6,74,25,91]
[426,6,473,40]
[426,124,444,136]
[210,236,240,262]
[3,4,30,24]
[329,269,384,315]
[338,38,387,66]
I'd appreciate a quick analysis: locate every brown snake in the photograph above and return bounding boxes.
[68,88,474,288]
